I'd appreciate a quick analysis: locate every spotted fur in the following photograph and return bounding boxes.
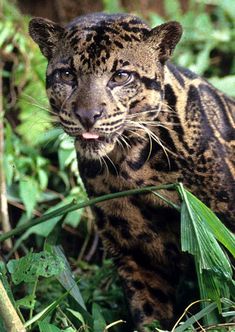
[29,13,235,330]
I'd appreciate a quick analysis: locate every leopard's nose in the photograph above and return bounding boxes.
[75,108,104,130]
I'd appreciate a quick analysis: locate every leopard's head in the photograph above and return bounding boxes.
[29,13,182,159]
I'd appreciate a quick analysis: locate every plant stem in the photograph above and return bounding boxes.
[0,279,26,332]
[0,184,177,243]
[0,62,12,251]
[29,276,38,327]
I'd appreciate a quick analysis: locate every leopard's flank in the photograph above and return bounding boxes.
[29,13,235,331]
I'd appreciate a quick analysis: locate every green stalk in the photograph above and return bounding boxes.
[29,276,39,329]
[0,184,177,243]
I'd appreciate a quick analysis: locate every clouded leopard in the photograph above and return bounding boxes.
[29,13,235,331]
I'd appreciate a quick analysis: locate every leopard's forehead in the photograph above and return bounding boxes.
[65,13,150,36]
[57,13,152,73]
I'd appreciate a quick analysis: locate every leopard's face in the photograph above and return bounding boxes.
[29,14,182,159]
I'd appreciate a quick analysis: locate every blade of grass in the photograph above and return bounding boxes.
[24,289,70,328]
[174,302,217,332]
[0,184,176,243]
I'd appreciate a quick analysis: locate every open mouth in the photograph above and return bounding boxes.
[80,132,105,141]
[75,132,110,150]
[74,131,119,158]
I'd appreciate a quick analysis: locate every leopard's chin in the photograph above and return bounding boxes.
[75,136,116,159]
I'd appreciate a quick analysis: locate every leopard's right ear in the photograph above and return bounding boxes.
[29,18,64,59]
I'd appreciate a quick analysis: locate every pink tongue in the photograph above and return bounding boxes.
[82,132,99,140]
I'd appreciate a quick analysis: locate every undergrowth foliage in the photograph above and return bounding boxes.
[0,0,235,331]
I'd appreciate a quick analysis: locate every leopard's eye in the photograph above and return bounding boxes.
[110,71,132,86]
[60,69,74,83]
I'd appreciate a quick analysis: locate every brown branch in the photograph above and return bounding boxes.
[8,199,42,217]
[0,62,12,251]
[0,280,26,332]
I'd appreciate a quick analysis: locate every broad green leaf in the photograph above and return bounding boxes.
[52,246,93,327]
[18,198,72,240]
[44,238,92,328]
[19,176,39,218]
[58,148,75,171]
[92,303,106,332]
[67,309,89,332]
[179,183,235,313]
[36,128,63,146]
[186,190,235,257]
[38,322,61,332]
[50,246,87,310]
[7,251,65,285]
[64,209,83,228]
[180,186,233,276]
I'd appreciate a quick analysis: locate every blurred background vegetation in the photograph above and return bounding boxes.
[0,0,235,331]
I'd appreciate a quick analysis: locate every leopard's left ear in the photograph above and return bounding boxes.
[29,17,65,59]
[145,21,182,63]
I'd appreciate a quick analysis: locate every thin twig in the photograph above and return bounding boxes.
[0,60,12,251]
[171,299,212,331]
[196,322,235,331]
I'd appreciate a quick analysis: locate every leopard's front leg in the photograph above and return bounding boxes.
[115,254,180,331]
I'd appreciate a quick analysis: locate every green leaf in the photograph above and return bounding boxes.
[164,0,182,19]
[38,322,62,332]
[0,262,15,305]
[16,294,35,310]
[51,246,87,310]
[19,176,39,218]
[58,148,75,171]
[92,303,106,332]
[179,186,233,276]
[185,190,235,257]
[38,169,48,190]
[217,0,235,20]
[67,309,89,331]
[174,302,217,332]
[7,251,65,285]
[149,13,165,27]
[102,0,124,13]
[193,42,214,75]
[209,76,235,97]
[64,209,83,228]
[51,246,93,327]
[24,290,70,328]
[3,154,14,186]
[178,183,235,314]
